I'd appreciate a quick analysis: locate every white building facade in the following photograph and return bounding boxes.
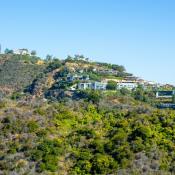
[117,82,138,90]
[14,49,30,55]
[78,82,107,90]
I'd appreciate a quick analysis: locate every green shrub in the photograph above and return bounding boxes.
[27,120,39,133]
[0,101,6,108]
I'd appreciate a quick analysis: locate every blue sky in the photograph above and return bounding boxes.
[0,0,174,84]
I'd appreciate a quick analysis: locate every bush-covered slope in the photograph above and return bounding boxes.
[0,99,175,174]
[0,54,174,174]
[0,54,45,97]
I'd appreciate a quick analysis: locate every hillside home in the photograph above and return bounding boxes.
[98,69,118,75]
[117,82,138,90]
[78,82,92,90]
[156,91,175,98]
[162,84,174,89]
[78,82,107,90]
[137,78,145,84]
[67,74,89,82]
[92,82,107,90]
[124,76,139,82]
[14,49,30,55]
[157,103,175,109]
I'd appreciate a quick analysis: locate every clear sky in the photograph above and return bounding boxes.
[0,0,174,84]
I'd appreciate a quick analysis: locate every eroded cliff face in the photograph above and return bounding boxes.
[27,68,61,99]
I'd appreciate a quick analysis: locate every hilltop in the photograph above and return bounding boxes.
[0,53,173,103]
[0,52,175,174]
[0,54,45,98]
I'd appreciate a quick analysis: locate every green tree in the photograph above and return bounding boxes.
[120,88,130,95]
[46,54,53,62]
[92,154,118,174]
[172,93,175,103]
[106,81,117,90]
[87,90,101,103]
[31,50,37,56]
[4,48,13,54]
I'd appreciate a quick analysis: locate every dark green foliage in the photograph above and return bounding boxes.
[4,48,13,54]
[46,58,62,72]
[106,80,117,90]
[31,50,37,56]
[172,94,175,103]
[32,139,63,172]
[88,72,102,81]
[111,64,125,72]
[91,153,118,174]
[132,85,155,103]
[76,90,102,103]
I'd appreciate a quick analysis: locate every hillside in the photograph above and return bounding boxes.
[0,54,175,174]
[0,97,175,175]
[0,54,45,98]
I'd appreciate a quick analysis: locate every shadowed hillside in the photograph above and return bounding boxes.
[0,54,45,98]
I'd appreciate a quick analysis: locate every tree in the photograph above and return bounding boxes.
[172,94,175,104]
[78,90,102,104]
[112,64,126,72]
[106,81,117,90]
[31,50,37,56]
[87,90,101,104]
[46,59,62,72]
[120,88,130,95]
[133,85,145,101]
[85,57,89,62]
[92,154,118,174]
[65,55,73,62]
[74,54,84,60]
[46,54,53,62]
[4,48,13,54]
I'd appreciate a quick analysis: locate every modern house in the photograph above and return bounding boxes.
[157,103,175,109]
[117,82,138,90]
[98,69,118,75]
[78,82,92,90]
[156,91,175,98]
[78,82,107,90]
[124,76,139,82]
[92,82,107,90]
[67,74,89,82]
[14,49,30,55]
